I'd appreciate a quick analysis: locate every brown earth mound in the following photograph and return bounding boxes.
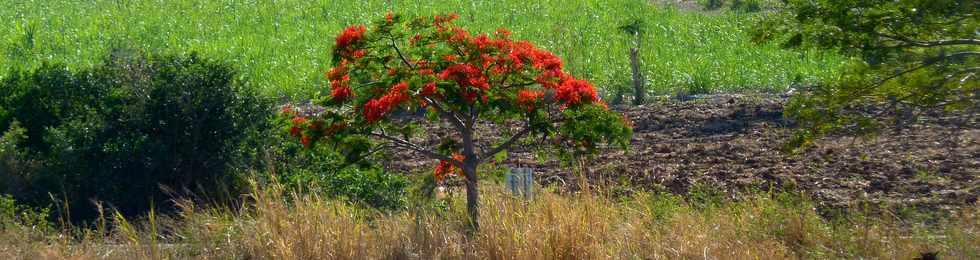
[388,95,979,211]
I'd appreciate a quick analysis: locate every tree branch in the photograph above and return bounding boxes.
[502,81,538,89]
[876,32,980,48]
[423,96,467,131]
[389,37,416,69]
[480,125,533,163]
[369,132,450,161]
[865,51,979,92]
[478,117,571,163]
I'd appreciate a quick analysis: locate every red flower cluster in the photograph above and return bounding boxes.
[351,49,367,59]
[448,27,469,44]
[438,64,490,103]
[421,82,438,97]
[327,62,353,102]
[363,82,409,122]
[385,12,395,24]
[439,64,489,90]
[285,116,318,147]
[322,12,606,132]
[336,25,366,49]
[289,116,306,137]
[496,40,563,75]
[432,13,460,29]
[434,152,465,181]
[555,78,598,105]
[516,89,544,111]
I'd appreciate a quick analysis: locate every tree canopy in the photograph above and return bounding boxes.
[754,0,978,148]
[281,13,632,228]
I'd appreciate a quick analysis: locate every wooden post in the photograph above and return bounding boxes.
[506,167,534,200]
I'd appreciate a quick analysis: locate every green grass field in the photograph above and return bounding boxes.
[0,0,843,98]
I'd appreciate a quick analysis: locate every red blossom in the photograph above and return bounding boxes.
[362,82,410,122]
[385,12,394,23]
[433,160,455,181]
[300,135,312,147]
[555,77,598,105]
[517,89,544,111]
[470,34,491,50]
[331,83,353,101]
[421,82,438,96]
[438,64,489,91]
[352,49,367,59]
[479,54,496,70]
[494,28,511,38]
[443,55,458,62]
[336,25,366,49]
[329,65,354,102]
[289,116,307,137]
[448,27,469,43]
[434,152,465,181]
[292,117,307,124]
[410,34,423,45]
[535,69,567,89]
[325,122,346,135]
[326,64,347,81]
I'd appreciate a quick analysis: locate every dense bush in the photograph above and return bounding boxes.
[0,50,268,219]
[264,139,408,211]
[0,194,50,232]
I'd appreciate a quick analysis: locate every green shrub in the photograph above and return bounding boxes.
[0,194,51,232]
[266,141,408,211]
[0,121,40,199]
[0,50,268,220]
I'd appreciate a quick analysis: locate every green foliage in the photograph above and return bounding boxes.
[554,104,634,156]
[0,50,268,219]
[0,0,840,98]
[268,142,408,211]
[0,194,51,232]
[754,0,979,149]
[0,121,40,199]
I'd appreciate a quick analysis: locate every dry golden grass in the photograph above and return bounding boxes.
[2,182,977,260]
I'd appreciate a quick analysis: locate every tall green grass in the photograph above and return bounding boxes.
[0,0,842,98]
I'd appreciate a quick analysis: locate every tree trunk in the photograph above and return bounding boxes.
[629,47,645,105]
[461,124,480,232]
[463,161,479,231]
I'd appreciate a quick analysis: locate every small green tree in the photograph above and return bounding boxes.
[754,0,978,148]
[619,18,647,105]
[282,13,632,229]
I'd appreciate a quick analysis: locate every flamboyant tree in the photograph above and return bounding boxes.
[281,13,632,229]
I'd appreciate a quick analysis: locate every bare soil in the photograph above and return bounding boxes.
[389,95,979,212]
